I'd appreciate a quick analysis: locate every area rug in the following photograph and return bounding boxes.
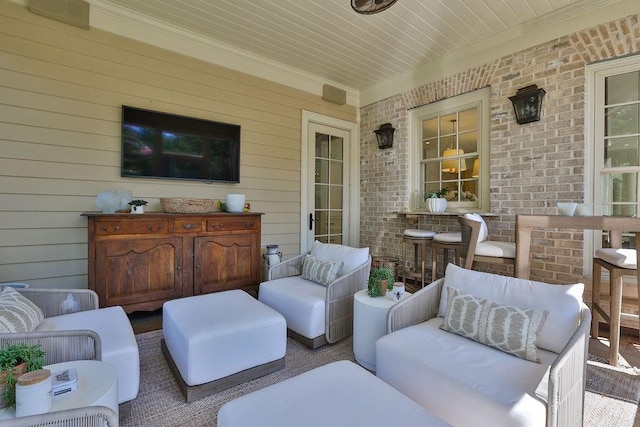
[122,330,640,426]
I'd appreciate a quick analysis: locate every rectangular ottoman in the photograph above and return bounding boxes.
[162,290,287,402]
[217,360,450,427]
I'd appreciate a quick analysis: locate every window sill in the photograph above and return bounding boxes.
[394,210,498,218]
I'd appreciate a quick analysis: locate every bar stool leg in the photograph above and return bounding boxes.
[591,262,602,339]
[609,269,623,366]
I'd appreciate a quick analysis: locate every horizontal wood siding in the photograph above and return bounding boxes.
[0,2,356,289]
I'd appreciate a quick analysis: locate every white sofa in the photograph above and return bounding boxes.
[0,287,139,413]
[259,241,371,348]
[376,264,591,427]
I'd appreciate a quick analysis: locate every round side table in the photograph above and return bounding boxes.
[0,360,118,420]
[353,289,411,371]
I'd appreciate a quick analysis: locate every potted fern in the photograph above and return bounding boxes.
[367,267,395,297]
[0,343,46,409]
[128,199,148,214]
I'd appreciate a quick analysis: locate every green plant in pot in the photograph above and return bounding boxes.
[367,267,395,297]
[0,343,46,409]
[424,188,448,213]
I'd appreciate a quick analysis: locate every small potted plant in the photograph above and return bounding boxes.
[424,188,448,213]
[128,199,148,214]
[0,343,46,409]
[367,267,395,297]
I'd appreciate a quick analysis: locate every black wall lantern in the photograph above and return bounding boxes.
[509,84,546,124]
[374,123,395,149]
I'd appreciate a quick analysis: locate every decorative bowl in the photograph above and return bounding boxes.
[575,203,593,216]
[557,202,578,216]
[160,198,218,214]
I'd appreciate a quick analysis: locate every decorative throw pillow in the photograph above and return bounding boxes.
[0,287,44,333]
[440,287,548,363]
[302,255,343,286]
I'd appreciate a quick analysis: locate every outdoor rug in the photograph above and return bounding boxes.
[121,330,640,426]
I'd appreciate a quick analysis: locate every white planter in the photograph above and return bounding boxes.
[427,198,447,213]
[130,205,145,214]
[226,194,246,213]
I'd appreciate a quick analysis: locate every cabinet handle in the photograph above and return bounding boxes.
[182,223,196,230]
[147,224,163,232]
[101,225,120,232]
[244,222,255,229]
[177,265,182,271]
[212,224,224,230]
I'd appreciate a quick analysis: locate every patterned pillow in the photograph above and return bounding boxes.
[302,255,343,286]
[0,287,44,333]
[440,287,548,362]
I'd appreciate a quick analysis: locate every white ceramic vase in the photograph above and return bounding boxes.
[96,191,122,214]
[225,194,246,213]
[427,198,447,213]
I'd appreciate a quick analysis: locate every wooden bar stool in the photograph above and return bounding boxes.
[591,247,638,366]
[431,232,461,281]
[401,229,436,288]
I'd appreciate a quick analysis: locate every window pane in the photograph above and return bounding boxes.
[330,136,343,160]
[458,109,477,132]
[422,140,438,160]
[604,136,639,167]
[605,105,639,136]
[315,133,329,158]
[422,118,438,139]
[315,159,328,183]
[606,71,640,105]
[602,172,638,217]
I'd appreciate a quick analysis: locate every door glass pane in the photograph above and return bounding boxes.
[314,131,345,243]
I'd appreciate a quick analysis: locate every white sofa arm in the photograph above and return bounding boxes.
[268,253,307,281]
[547,304,591,427]
[386,279,443,334]
[324,255,372,343]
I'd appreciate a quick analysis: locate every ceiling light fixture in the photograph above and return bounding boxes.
[351,0,398,15]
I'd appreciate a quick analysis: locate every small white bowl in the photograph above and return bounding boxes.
[575,203,593,216]
[557,202,578,216]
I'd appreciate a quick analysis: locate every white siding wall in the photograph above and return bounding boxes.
[0,2,356,288]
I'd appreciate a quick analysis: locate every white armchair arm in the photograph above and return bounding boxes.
[386,279,443,334]
[547,304,591,427]
[268,253,307,280]
[325,255,372,343]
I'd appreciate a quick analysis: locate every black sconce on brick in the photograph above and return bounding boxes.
[374,123,395,149]
[509,85,546,124]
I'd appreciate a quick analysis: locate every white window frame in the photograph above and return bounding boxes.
[409,88,491,211]
[586,54,640,278]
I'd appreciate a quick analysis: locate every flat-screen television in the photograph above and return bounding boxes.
[121,106,241,183]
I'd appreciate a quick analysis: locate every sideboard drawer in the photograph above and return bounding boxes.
[173,220,205,233]
[95,220,169,235]
[207,219,259,232]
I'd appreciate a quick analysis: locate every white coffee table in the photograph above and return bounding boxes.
[0,360,118,420]
[353,289,411,371]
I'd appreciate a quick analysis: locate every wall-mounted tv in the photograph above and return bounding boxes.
[121,106,240,183]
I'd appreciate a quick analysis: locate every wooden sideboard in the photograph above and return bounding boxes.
[83,212,262,313]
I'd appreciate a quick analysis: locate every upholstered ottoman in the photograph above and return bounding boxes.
[217,360,450,426]
[161,290,286,402]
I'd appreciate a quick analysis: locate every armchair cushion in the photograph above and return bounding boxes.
[441,287,548,362]
[0,287,44,333]
[439,264,583,354]
[302,255,343,286]
[309,241,369,275]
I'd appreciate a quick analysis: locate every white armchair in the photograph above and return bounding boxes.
[376,264,590,427]
[259,241,371,349]
[0,288,139,417]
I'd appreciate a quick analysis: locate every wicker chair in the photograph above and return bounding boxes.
[259,245,371,349]
[2,405,119,427]
[0,288,139,418]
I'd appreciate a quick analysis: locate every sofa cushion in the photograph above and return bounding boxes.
[441,287,547,362]
[0,287,44,333]
[464,213,488,242]
[36,306,140,403]
[302,255,342,286]
[376,317,554,427]
[259,276,326,339]
[439,264,584,354]
[309,241,369,275]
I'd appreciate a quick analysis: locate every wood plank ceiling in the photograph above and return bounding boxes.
[102,0,613,92]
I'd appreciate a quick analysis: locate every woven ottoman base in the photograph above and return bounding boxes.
[161,339,284,403]
[162,290,287,402]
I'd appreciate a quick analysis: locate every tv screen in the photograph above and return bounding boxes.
[121,106,240,183]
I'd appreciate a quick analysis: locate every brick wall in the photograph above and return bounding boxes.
[360,13,640,285]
